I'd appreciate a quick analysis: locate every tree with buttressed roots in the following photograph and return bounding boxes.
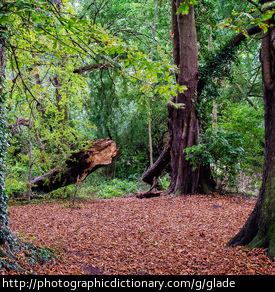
[228,0,275,260]
[142,0,261,196]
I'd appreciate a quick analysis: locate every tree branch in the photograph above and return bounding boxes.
[10,46,40,104]
[225,25,261,48]
[79,1,95,20]
[73,63,112,74]
[198,25,261,96]
[261,27,274,89]
[73,53,122,74]
[247,0,260,8]
[235,82,259,110]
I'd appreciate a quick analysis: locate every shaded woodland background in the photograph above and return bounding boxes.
[5,0,264,201]
[2,0,275,274]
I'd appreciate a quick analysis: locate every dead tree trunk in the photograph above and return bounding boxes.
[31,139,118,193]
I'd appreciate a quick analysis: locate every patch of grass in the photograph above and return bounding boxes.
[7,171,150,206]
[97,178,143,199]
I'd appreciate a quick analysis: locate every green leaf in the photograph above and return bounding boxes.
[0,16,8,25]
[259,23,269,34]
[240,27,249,38]
[176,3,189,15]
[168,101,185,109]
[52,40,58,50]
[190,0,198,5]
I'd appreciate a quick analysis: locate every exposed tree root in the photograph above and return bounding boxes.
[136,191,164,199]
[0,242,27,273]
[0,235,48,274]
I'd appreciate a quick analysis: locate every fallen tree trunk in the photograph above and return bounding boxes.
[136,191,164,199]
[31,139,118,193]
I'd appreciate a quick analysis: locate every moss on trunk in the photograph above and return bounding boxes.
[249,223,275,259]
[227,12,275,259]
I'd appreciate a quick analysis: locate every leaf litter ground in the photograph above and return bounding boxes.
[7,194,275,274]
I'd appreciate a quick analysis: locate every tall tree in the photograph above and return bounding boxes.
[142,0,261,195]
[142,0,202,196]
[228,0,275,259]
[166,0,200,196]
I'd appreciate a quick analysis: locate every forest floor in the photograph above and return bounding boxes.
[5,194,275,275]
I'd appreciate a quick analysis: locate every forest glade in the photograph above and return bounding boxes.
[0,0,275,274]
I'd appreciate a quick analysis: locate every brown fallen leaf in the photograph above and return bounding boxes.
[4,194,275,275]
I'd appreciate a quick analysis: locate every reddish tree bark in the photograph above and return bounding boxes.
[142,1,201,196]
[142,2,261,196]
[165,1,200,196]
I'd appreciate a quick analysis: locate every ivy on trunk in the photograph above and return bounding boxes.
[0,28,16,260]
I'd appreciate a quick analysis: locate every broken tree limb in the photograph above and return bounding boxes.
[31,139,118,193]
[142,139,171,185]
[141,136,216,195]
[136,190,164,199]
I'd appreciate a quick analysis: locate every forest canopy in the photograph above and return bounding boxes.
[2,0,184,198]
[2,0,275,274]
[2,0,265,199]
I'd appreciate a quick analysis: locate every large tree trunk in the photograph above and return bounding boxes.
[163,1,200,196]
[227,5,275,259]
[142,8,261,196]
[31,139,118,193]
[142,1,211,196]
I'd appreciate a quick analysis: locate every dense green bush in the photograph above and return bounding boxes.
[184,128,245,189]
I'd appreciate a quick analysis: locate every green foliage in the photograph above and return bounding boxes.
[185,128,245,188]
[217,1,275,34]
[199,46,238,98]
[63,177,144,201]
[0,99,11,242]
[97,179,139,199]
[80,0,176,181]
[2,0,180,201]
[10,171,147,203]
[29,245,53,264]
[5,178,27,198]
[158,173,170,190]
[219,102,264,173]
[195,0,264,194]
[80,175,145,199]
[214,0,275,47]
[0,0,266,202]
[176,0,198,15]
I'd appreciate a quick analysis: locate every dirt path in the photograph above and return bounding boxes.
[8,194,275,275]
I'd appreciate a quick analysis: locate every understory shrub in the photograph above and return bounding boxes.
[184,128,245,190]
